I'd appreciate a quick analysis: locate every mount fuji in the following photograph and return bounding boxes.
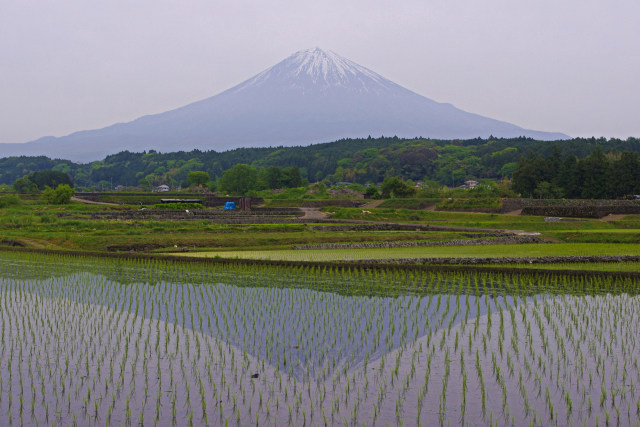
[0,48,568,162]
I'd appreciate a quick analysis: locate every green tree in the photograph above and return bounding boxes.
[533,181,563,199]
[557,155,579,198]
[260,166,284,189]
[364,185,381,199]
[144,173,162,187]
[27,170,73,190]
[512,155,549,197]
[138,177,152,191]
[331,166,345,183]
[498,162,518,178]
[611,152,640,197]
[42,184,74,204]
[187,171,210,187]
[13,177,38,193]
[579,147,611,199]
[381,177,416,198]
[218,164,258,195]
[281,166,303,188]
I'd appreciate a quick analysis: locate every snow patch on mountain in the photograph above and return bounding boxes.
[232,47,394,94]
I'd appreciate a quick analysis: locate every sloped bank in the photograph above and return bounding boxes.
[502,198,640,218]
[353,254,640,265]
[4,247,640,280]
[293,235,546,250]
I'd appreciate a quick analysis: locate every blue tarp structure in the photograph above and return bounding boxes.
[224,202,236,210]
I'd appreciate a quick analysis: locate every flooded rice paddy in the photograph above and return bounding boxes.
[1,252,639,426]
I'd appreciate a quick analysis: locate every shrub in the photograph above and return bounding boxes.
[13,177,38,193]
[20,215,37,226]
[42,184,74,204]
[27,170,73,190]
[381,177,416,198]
[40,214,58,224]
[0,194,20,208]
[365,186,381,199]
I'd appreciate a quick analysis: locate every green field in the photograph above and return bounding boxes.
[326,207,621,230]
[172,243,640,262]
[491,261,640,272]
[3,194,640,275]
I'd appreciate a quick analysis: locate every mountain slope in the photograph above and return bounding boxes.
[0,48,569,162]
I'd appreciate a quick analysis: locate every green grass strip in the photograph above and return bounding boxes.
[171,243,640,262]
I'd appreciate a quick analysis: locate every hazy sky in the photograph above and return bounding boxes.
[1,0,638,143]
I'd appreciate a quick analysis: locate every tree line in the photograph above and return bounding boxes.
[512,147,640,199]
[1,136,639,197]
[185,165,304,195]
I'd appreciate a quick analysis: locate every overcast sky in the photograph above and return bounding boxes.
[1,0,638,143]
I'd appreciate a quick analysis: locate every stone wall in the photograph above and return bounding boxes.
[293,235,545,250]
[74,193,264,207]
[501,198,640,217]
[300,200,365,208]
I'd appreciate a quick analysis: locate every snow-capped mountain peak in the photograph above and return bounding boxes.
[232,47,393,93]
[288,47,384,83]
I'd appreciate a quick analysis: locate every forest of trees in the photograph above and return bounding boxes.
[512,147,640,199]
[1,136,639,198]
[12,170,74,193]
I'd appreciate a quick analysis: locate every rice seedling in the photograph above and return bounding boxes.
[0,251,639,425]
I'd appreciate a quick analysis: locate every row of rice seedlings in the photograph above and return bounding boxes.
[0,251,639,425]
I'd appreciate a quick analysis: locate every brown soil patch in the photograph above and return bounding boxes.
[360,200,384,209]
[71,196,118,205]
[300,208,330,220]
[16,238,50,249]
[600,214,627,221]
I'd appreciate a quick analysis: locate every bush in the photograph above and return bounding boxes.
[42,184,74,204]
[40,214,58,224]
[378,198,439,209]
[268,187,309,200]
[13,177,38,193]
[0,194,20,208]
[381,177,416,198]
[436,198,501,210]
[347,183,366,192]
[365,186,381,199]
[27,170,73,190]
[20,215,37,226]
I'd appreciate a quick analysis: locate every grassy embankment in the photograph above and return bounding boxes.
[176,243,640,262]
[174,208,640,268]
[0,196,470,251]
[3,194,640,272]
